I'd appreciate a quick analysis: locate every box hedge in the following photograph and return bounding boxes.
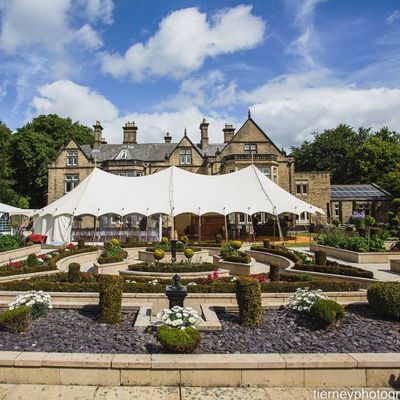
[128,262,218,273]
[68,263,81,283]
[367,282,400,321]
[310,299,345,328]
[156,325,201,353]
[250,246,302,264]
[235,277,262,326]
[314,250,327,266]
[293,263,373,279]
[98,275,123,324]
[269,265,280,282]
[0,305,32,333]
[222,252,251,264]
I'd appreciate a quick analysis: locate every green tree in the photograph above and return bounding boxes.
[0,121,19,205]
[11,115,93,208]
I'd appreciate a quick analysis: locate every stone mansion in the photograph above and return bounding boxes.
[47,112,391,238]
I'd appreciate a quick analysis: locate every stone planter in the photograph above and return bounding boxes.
[138,249,209,263]
[0,244,41,264]
[310,243,400,264]
[94,260,128,275]
[213,255,253,275]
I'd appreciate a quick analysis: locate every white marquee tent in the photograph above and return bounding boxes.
[33,165,324,243]
[0,202,34,217]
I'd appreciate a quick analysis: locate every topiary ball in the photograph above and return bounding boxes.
[110,238,120,246]
[180,235,189,244]
[154,248,165,261]
[231,240,242,250]
[161,237,169,245]
[184,248,194,260]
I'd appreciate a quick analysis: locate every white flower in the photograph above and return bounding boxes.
[187,282,197,286]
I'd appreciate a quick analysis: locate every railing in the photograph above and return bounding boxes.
[71,228,159,243]
[222,154,278,162]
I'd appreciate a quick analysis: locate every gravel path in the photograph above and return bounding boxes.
[0,306,398,354]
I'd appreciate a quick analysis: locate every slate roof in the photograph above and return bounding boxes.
[80,142,225,162]
[331,184,391,200]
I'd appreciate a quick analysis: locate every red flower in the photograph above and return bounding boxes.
[38,254,48,260]
[8,261,20,269]
[213,271,219,279]
[250,273,267,283]
[67,243,76,250]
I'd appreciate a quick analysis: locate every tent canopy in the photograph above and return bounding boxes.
[0,202,33,217]
[34,165,324,218]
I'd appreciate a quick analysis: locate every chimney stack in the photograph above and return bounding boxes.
[200,118,209,150]
[123,121,138,144]
[164,132,172,143]
[92,121,103,149]
[223,123,235,143]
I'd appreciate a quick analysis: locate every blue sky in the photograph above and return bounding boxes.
[0,0,400,148]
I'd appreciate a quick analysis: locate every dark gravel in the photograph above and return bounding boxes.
[0,306,398,353]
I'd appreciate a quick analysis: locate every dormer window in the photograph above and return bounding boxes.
[116,149,130,160]
[180,149,192,165]
[244,144,257,154]
[67,151,78,166]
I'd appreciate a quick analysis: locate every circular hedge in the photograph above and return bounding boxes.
[367,282,400,321]
[156,325,200,353]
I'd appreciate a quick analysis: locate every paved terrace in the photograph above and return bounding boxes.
[0,385,397,399]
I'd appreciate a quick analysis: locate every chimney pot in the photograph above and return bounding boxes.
[123,121,138,144]
[199,118,209,150]
[223,123,235,143]
[164,132,172,143]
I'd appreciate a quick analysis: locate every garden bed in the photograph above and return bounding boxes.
[0,305,397,353]
[310,243,400,263]
[293,262,374,279]
[128,262,218,273]
[138,249,209,264]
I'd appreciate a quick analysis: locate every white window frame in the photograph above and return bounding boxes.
[244,144,257,154]
[65,174,79,193]
[334,203,340,218]
[116,149,129,160]
[261,166,271,179]
[297,212,310,224]
[357,203,371,216]
[179,149,192,165]
[66,150,78,166]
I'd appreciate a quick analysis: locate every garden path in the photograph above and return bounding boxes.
[295,247,400,282]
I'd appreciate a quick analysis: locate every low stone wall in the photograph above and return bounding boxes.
[94,260,128,275]
[0,290,367,314]
[138,249,210,263]
[246,249,293,269]
[390,260,400,273]
[0,244,41,264]
[0,351,397,387]
[0,269,59,282]
[55,250,100,272]
[212,255,252,275]
[120,268,230,280]
[310,243,400,264]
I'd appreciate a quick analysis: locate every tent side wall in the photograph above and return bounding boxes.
[34,214,73,243]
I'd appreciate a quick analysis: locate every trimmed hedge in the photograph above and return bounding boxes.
[315,250,327,266]
[50,246,98,265]
[98,275,123,324]
[269,265,280,282]
[250,246,302,264]
[367,282,400,321]
[97,251,127,265]
[128,262,218,273]
[0,235,23,253]
[156,325,201,353]
[0,272,362,294]
[68,263,81,283]
[0,305,32,333]
[145,247,202,253]
[310,299,345,328]
[0,262,57,277]
[121,241,149,248]
[235,277,262,326]
[189,242,222,248]
[222,252,251,264]
[293,263,374,279]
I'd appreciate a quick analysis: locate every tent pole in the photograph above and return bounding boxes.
[146,215,148,242]
[198,215,201,242]
[225,215,228,243]
[275,212,284,244]
[159,214,162,242]
[171,215,175,240]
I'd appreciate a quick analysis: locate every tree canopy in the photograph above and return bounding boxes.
[291,125,400,196]
[10,115,93,208]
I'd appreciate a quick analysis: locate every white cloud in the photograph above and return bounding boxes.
[100,5,266,81]
[75,24,103,49]
[0,0,72,53]
[29,80,239,144]
[30,80,118,125]
[285,0,326,68]
[81,0,114,25]
[242,70,400,147]
[158,70,238,110]
[386,10,400,24]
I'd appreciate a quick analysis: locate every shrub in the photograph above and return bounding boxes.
[180,235,188,244]
[263,239,270,248]
[97,252,127,264]
[128,262,218,273]
[68,263,81,283]
[269,264,280,282]
[367,282,400,321]
[310,299,345,328]
[98,275,123,324]
[293,263,374,279]
[27,253,39,268]
[156,325,201,353]
[288,288,327,313]
[250,246,302,264]
[110,238,120,246]
[235,277,262,326]
[215,234,223,243]
[0,235,22,253]
[9,291,52,319]
[222,252,251,264]
[364,216,376,227]
[314,250,327,266]
[77,238,85,249]
[231,240,242,250]
[161,237,169,245]
[0,306,32,333]
[184,248,194,261]
[298,273,314,282]
[154,248,165,264]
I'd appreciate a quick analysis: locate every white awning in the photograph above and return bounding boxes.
[0,202,34,217]
[33,165,325,218]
